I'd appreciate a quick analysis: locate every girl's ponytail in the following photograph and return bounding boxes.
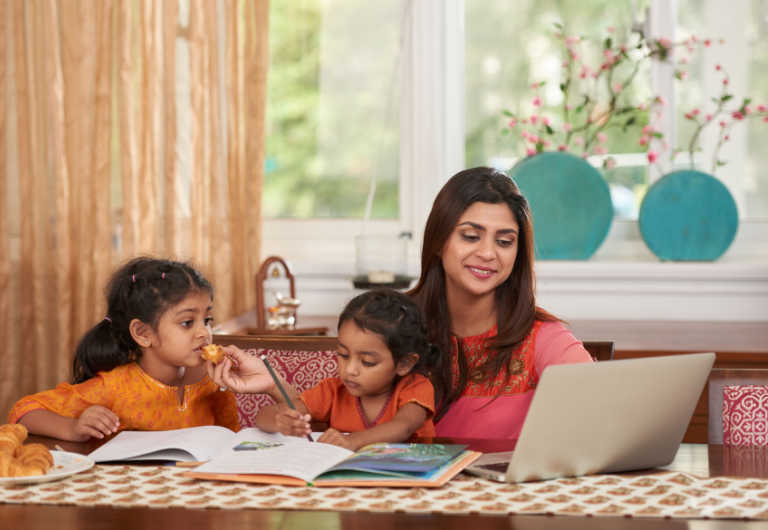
[72,319,134,384]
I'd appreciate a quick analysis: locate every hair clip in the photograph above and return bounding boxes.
[104,316,112,323]
[161,272,166,279]
[131,274,136,283]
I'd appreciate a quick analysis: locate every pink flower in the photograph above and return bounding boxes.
[704,39,712,47]
[637,103,647,111]
[607,26,615,33]
[526,147,537,156]
[724,135,730,141]
[757,104,767,112]
[521,130,529,139]
[530,114,539,124]
[744,105,752,115]
[574,137,584,146]
[612,82,622,93]
[597,132,607,143]
[764,116,768,122]
[563,122,573,132]
[684,112,694,120]
[639,136,648,146]
[557,144,568,152]
[719,120,727,127]
[723,78,729,86]
[642,125,653,135]
[604,157,616,169]
[658,37,672,49]
[647,151,659,163]
[532,97,541,107]
[543,140,551,148]
[508,118,518,128]
[528,134,540,144]
[593,146,607,155]
[655,95,666,105]
[531,82,541,90]
[705,114,712,121]
[732,111,745,120]
[542,116,551,126]
[692,108,700,115]
[715,64,722,71]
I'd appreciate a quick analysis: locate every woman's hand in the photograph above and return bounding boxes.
[317,427,356,450]
[206,346,275,394]
[72,405,120,441]
[273,405,312,438]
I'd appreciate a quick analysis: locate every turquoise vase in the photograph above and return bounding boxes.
[509,152,613,260]
[639,169,738,261]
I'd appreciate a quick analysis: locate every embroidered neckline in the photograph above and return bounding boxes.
[355,390,395,429]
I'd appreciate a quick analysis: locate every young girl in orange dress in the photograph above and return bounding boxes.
[409,167,594,440]
[8,257,239,441]
[207,289,440,450]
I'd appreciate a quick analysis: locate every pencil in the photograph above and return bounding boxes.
[260,354,314,442]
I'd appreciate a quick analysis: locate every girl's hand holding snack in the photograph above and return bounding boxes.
[205,346,274,394]
[72,405,120,441]
[273,405,312,438]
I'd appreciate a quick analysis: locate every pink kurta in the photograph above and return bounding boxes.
[435,320,592,439]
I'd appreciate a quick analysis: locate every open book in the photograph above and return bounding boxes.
[87,426,480,487]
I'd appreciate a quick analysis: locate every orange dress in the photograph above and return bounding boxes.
[8,363,240,431]
[300,373,435,438]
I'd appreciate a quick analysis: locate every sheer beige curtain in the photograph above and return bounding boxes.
[0,0,269,417]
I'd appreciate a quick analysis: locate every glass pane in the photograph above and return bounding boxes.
[264,0,403,219]
[465,1,653,219]
[676,0,768,219]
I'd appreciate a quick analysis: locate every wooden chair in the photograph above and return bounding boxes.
[583,341,615,362]
[708,368,768,444]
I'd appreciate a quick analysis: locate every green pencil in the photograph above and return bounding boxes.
[261,354,313,442]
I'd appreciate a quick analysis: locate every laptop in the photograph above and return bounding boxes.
[465,352,715,483]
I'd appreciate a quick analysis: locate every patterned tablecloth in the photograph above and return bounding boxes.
[3,465,768,519]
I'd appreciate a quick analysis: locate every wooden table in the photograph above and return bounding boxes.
[4,437,768,530]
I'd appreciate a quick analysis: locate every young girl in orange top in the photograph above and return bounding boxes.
[8,257,239,441]
[208,289,440,450]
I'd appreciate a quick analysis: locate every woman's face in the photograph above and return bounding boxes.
[440,201,519,301]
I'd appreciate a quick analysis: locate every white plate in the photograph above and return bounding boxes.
[0,450,95,485]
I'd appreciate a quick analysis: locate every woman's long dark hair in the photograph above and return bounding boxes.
[72,257,213,383]
[408,167,557,419]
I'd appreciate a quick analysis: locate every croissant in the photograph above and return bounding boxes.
[201,344,226,364]
[0,423,28,444]
[0,432,20,455]
[0,423,53,477]
[15,443,54,471]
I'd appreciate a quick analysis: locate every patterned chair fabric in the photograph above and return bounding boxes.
[235,348,338,427]
[722,385,768,446]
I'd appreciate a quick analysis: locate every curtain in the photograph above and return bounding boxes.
[0,0,269,418]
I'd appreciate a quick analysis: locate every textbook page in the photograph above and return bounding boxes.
[87,426,290,463]
[193,439,353,482]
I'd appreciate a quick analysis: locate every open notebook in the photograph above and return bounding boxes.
[465,352,715,483]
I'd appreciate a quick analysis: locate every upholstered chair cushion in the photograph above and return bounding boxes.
[722,385,768,446]
[235,348,338,427]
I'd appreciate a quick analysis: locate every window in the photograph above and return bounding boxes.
[264,0,405,220]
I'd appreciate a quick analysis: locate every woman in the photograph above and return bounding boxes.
[409,167,593,439]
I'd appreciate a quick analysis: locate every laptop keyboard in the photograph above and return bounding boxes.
[480,462,508,473]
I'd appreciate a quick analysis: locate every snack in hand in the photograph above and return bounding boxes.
[201,344,226,364]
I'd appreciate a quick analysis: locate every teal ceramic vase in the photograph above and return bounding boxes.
[639,169,738,261]
[510,152,613,260]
